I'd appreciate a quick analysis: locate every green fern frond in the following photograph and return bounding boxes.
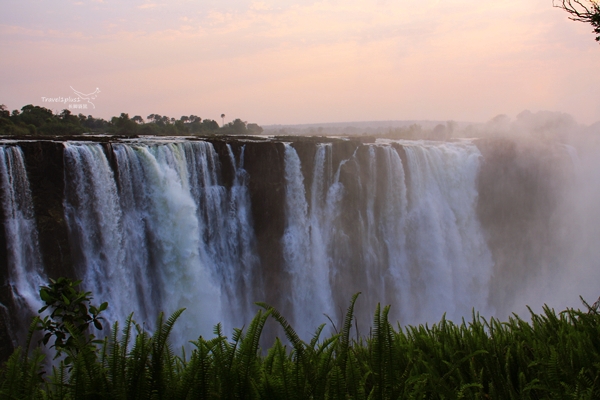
[256,302,306,357]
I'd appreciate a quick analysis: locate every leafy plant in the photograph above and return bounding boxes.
[3,281,600,399]
[35,277,107,364]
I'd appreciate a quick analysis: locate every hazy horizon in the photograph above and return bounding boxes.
[1,1,599,126]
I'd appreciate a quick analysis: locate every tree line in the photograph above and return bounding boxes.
[0,104,263,136]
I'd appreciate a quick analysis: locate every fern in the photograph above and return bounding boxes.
[149,309,185,399]
[0,347,45,399]
[235,308,271,400]
[338,292,360,376]
[126,322,152,400]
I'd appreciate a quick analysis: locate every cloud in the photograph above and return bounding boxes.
[138,3,160,10]
[0,24,92,40]
[0,24,45,38]
[250,2,271,11]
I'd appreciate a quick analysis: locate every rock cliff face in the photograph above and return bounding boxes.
[237,140,286,309]
[0,135,582,363]
[20,142,73,280]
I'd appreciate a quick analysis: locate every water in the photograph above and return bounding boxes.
[0,137,593,347]
[0,146,46,315]
[62,141,259,347]
[282,143,336,336]
[281,141,493,333]
[401,141,493,323]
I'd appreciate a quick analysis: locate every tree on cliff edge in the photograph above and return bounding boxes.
[554,0,600,42]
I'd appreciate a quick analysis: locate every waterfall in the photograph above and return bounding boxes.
[0,146,45,314]
[365,145,410,322]
[63,143,137,325]
[111,144,156,323]
[2,136,588,350]
[282,144,336,337]
[183,142,260,330]
[281,140,493,331]
[402,141,493,323]
[61,140,260,346]
[222,145,261,323]
[124,143,221,341]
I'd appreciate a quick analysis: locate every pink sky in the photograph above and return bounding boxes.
[1,0,599,125]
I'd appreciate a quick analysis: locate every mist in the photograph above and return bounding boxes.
[264,110,600,322]
[473,111,600,319]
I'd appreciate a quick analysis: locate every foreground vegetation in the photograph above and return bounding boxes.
[0,104,263,136]
[2,279,600,399]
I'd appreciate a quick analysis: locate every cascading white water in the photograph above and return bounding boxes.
[63,143,138,324]
[401,141,493,323]
[125,143,221,341]
[282,144,336,337]
[0,146,46,314]
[111,144,156,323]
[62,140,259,346]
[361,145,411,323]
[5,136,587,348]
[221,145,261,322]
[281,140,493,332]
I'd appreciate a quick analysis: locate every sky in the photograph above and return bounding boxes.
[1,0,599,126]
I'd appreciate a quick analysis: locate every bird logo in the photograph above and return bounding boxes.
[70,86,101,109]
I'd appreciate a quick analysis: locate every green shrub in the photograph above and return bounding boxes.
[2,281,600,399]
